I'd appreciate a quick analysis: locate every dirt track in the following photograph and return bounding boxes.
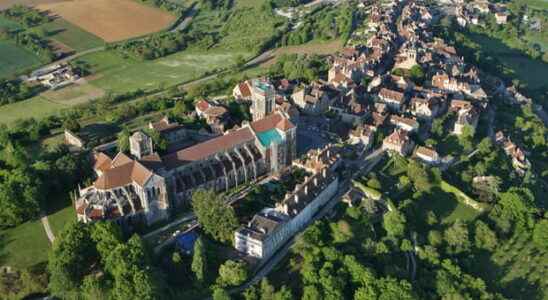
[36,0,175,42]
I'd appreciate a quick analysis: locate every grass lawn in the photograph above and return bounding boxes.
[0,95,68,125]
[81,49,250,93]
[48,206,76,236]
[0,40,43,79]
[37,17,105,52]
[0,220,50,269]
[415,186,481,224]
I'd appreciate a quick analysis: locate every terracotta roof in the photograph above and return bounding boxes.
[93,152,112,173]
[94,160,153,190]
[250,112,294,133]
[204,106,228,118]
[150,117,180,132]
[139,153,164,171]
[111,152,133,167]
[162,127,255,170]
[196,99,210,112]
[384,129,409,145]
[276,118,294,131]
[238,82,252,98]
[379,88,405,103]
[416,146,438,158]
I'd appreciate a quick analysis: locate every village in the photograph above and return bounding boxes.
[61,0,538,279]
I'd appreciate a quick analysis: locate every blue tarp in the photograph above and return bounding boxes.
[175,230,198,254]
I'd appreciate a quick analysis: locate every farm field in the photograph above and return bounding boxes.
[0,40,43,79]
[36,17,104,52]
[35,0,176,42]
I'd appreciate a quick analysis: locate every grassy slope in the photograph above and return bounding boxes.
[37,18,105,52]
[81,49,249,93]
[0,40,43,79]
[0,96,67,125]
[0,220,50,269]
[467,32,548,90]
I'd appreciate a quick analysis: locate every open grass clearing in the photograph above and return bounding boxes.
[36,0,176,42]
[0,0,65,10]
[260,39,344,67]
[37,17,104,52]
[0,95,68,125]
[81,49,250,93]
[0,40,43,79]
[467,32,548,90]
[41,82,105,105]
[0,15,22,31]
[0,220,50,269]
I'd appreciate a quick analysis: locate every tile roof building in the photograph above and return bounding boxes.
[76,111,297,226]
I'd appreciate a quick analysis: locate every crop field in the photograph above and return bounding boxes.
[36,0,176,42]
[0,40,43,79]
[37,17,104,52]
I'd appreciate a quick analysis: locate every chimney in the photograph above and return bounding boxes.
[304,185,308,195]
[322,168,327,178]
[295,194,299,203]
[314,177,318,186]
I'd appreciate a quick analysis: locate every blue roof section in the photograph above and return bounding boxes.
[175,230,198,253]
[256,128,283,148]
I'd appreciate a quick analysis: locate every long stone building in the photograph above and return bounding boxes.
[234,146,341,260]
[76,112,297,226]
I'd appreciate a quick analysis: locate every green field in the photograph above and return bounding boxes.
[0,15,21,31]
[81,49,250,93]
[37,18,105,52]
[466,33,548,90]
[0,40,43,79]
[0,96,67,125]
[0,220,50,269]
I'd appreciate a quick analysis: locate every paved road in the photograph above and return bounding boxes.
[40,214,55,244]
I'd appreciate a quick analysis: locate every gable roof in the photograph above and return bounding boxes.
[162,127,255,170]
[94,160,153,190]
[250,112,294,133]
[93,152,112,173]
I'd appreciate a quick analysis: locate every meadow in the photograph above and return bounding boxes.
[0,40,43,79]
[81,49,250,93]
[37,17,105,52]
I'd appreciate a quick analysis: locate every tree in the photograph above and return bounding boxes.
[473,220,497,251]
[260,278,275,300]
[191,237,206,283]
[406,160,433,192]
[217,260,248,287]
[213,287,231,300]
[63,118,80,132]
[533,219,548,249]
[0,168,42,226]
[117,127,131,153]
[383,210,407,238]
[409,65,425,85]
[192,189,238,243]
[48,221,98,295]
[302,285,321,300]
[444,220,471,254]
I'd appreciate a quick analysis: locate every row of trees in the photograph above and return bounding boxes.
[0,79,43,106]
[110,31,187,60]
[0,5,49,28]
[0,120,91,227]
